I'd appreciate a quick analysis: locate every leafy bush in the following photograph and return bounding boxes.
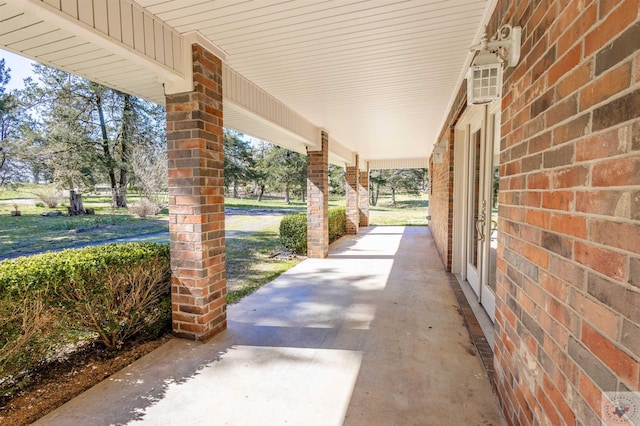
[328,207,346,242]
[0,243,171,392]
[279,207,347,255]
[58,259,171,349]
[279,212,307,255]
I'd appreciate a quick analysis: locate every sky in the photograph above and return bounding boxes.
[1,48,36,91]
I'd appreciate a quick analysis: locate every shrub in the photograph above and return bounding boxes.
[279,212,307,255]
[58,259,171,349]
[0,243,171,391]
[279,207,348,255]
[32,185,63,208]
[328,207,346,242]
[129,197,161,218]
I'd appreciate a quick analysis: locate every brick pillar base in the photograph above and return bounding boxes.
[307,131,329,258]
[345,155,359,234]
[166,44,226,342]
[359,170,369,227]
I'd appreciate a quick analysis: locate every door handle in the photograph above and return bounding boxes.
[476,200,486,242]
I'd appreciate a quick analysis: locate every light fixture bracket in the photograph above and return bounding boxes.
[467,25,521,105]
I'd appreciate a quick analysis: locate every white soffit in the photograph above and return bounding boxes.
[136,0,489,162]
[1,0,492,164]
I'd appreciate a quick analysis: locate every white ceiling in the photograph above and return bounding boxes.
[1,0,492,164]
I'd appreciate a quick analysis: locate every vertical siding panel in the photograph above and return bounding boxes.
[131,7,144,53]
[60,0,78,18]
[93,0,108,35]
[42,0,61,9]
[143,14,155,59]
[172,32,182,73]
[107,0,121,41]
[154,20,164,63]
[163,27,173,68]
[77,1,93,26]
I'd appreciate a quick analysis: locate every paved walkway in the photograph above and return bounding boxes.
[36,226,505,426]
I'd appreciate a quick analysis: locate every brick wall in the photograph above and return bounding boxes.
[307,131,329,258]
[346,155,359,234]
[430,84,467,271]
[487,1,640,424]
[359,170,369,227]
[166,44,226,342]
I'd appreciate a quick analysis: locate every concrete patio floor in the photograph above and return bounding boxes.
[36,226,505,426]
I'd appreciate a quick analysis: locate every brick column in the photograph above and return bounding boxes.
[166,44,226,342]
[307,131,329,258]
[345,155,359,234]
[359,169,369,227]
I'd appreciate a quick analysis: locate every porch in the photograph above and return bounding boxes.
[35,226,504,425]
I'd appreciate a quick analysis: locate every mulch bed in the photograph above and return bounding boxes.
[0,334,172,426]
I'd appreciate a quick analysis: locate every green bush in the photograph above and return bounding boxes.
[279,212,308,255]
[328,207,346,242]
[0,243,171,393]
[279,207,347,255]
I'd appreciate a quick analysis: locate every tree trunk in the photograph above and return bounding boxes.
[233,179,239,198]
[94,89,118,207]
[116,94,133,209]
[257,184,265,202]
[284,185,290,204]
[371,182,380,206]
[391,187,396,206]
[68,190,84,215]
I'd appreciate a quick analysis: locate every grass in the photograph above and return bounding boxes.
[369,193,429,226]
[224,214,300,304]
[0,206,168,259]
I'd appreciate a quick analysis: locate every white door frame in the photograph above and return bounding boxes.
[452,101,499,322]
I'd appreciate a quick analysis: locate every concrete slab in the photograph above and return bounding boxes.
[35,226,505,426]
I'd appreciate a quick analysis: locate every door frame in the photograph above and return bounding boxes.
[452,101,500,322]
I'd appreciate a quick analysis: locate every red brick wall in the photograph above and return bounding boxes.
[346,156,359,234]
[307,131,329,258]
[430,84,467,270]
[166,44,226,342]
[488,1,640,424]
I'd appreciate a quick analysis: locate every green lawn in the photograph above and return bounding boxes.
[369,193,429,226]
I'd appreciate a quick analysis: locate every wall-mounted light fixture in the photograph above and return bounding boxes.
[467,24,522,105]
[432,139,448,164]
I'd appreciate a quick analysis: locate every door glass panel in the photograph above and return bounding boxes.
[471,130,481,269]
[488,113,500,293]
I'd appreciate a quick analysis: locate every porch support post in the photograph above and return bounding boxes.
[166,44,226,341]
[359,168,369,227]
[307,131,329,258]
[345,154,360,234]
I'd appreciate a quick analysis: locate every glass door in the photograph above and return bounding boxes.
[462,103,500,322]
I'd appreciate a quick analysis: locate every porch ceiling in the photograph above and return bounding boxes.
[0,0,493,165]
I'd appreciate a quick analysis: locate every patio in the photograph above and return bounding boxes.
[36,226,504,425]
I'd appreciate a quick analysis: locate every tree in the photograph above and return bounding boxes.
[261,145,306,204]
[19,64,165,208]
[329,164,345,195]
[223,131,254,198]
[0,59,30,186]
[369,168,428,206]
